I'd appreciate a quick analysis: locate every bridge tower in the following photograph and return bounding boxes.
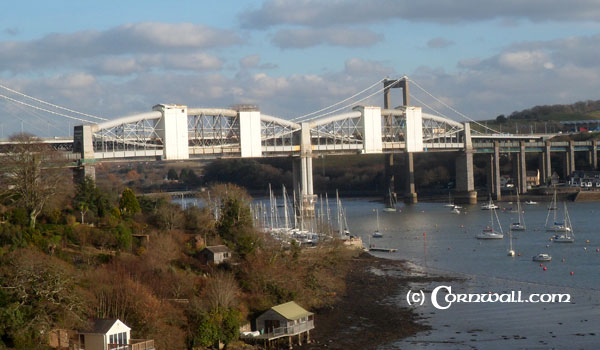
[73,125,96,182]
[383,77,418,204]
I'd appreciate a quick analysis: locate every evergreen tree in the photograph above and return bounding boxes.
[119,187,140,217]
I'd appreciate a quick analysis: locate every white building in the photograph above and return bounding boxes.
[77,319,154,350]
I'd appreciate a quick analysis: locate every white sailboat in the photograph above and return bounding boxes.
[510,190,526,231]
[545,192,572,233]
[383,188,397,212]
[372,208,383,238]
[552,203,574,243]
[476,199,504,239]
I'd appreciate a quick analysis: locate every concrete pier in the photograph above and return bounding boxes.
[494,141,501,200]
[404,152,417,204]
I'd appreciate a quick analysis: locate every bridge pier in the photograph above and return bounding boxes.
[545,141,552,184]
[404,152,417,204]
[519,141,527,194]
[384,154,397,207]
[73,164,96,183]
[493,141,501,200]
[292,122,315,218]
[592,140,598,170]
[454,123,477,204]
[568,140,575,176]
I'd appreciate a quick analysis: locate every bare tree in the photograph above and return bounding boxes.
[0,133,68,228]
[204,272,239,311]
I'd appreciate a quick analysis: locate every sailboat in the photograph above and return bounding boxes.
[510,189,526,231]
[383,188,397,212]
[552,203,574,243]
[545,193,571,233]
[476,199,504,239]
[372,208,383,238]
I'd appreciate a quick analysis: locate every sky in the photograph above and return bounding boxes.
[1,0,600,137]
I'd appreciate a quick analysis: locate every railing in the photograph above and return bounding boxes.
[107,340,154,350]
[265,320,314,337]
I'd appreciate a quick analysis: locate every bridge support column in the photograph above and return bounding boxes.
[485,154,493,196]
[593,140,598,170]
[292,123,315,218]
[454,123,477,204]
[404,152,417,204]
[72,164,96,183]
[568,140,575,175]
[519,141,527,194]
[493,141,501,200]
[384,154,397,207]
[545,141,552,185]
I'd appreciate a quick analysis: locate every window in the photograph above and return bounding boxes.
[118,332,123,345]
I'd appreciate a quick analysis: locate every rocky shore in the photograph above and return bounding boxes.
[299,253,456,350]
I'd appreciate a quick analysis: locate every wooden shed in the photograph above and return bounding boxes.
[200,245,232,264]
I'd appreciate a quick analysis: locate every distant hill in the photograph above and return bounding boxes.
[503,100,600,121]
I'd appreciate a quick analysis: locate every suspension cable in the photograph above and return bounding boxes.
[0,82,107,121]
[407,77,501,134]
[292,77,387,122]
[0,93,96,123]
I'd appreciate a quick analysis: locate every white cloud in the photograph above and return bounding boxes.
[271,27,383,48]
[240,0,600,28]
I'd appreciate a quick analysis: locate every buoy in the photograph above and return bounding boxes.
[543,266,547,271]
[539,263,543,267]
[596,248,599,252]
[584,247,587,250]
[562,258,566,262]
[570,271,574,275]
[546,244,550,248]
[517,253,521,256]
[586,240,590,243]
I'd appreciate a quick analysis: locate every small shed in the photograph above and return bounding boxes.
[200,245,232,264]
[256,301,314,336]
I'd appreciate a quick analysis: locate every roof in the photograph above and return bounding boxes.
[271,301,312,321]
[81,319,130,334]
[204,245,231,253]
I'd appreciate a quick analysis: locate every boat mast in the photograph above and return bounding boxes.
[283,185,289,231]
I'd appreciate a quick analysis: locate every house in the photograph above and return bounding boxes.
[77,319,154,350]
[568,170,600,188]
[255,301,314,340]
[526,169,540,188]
[200,245,232,264]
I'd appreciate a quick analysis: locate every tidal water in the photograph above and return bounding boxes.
[340,199,600,349]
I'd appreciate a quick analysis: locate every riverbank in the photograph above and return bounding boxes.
[298,252,457,350]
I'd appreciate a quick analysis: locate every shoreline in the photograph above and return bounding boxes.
[298,252,458,350]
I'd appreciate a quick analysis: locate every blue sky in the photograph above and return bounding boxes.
[1,0,600,137]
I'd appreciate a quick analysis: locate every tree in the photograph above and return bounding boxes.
[166,168,178,180]
[0,133,67,228]
[216,196,258,258]
[73,176,110,224]
[118,187,140,217]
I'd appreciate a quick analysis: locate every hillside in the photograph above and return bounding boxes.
[470,99,600,135]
